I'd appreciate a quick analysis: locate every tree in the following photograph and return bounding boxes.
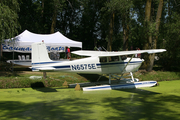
[18,0,49,34]
[0,0,20,60]
[77,0,106,50]
[148,0,163,71]
[50,0,66,33]
[160,0,180,71]
[142,0,163,71]
[102,0,133,51]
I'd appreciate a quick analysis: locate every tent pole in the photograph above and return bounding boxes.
[65,47,66,59]
[12,39,14,72]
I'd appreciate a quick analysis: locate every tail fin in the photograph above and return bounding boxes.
[32,42,52,64]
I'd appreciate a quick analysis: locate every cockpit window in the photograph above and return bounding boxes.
[108,56,119,62]
[100,56,121,62]
[121,55,127,60]
[100,57,107,62]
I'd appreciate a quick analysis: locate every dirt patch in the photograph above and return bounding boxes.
[138,70,157,75]
[149,70,157,75]
[137,70,147,74]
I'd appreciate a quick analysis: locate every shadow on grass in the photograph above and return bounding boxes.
[102,91,180,120]
[115,88,161,95]
[77,73,109,82]
[31,82,57,92]
[0,98,95,120]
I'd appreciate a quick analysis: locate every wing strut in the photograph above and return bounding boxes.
[109,74,111,84]
[121,54,135,73]
[120,54,135,80]
[108,54,135,84]
[130,72,134,82]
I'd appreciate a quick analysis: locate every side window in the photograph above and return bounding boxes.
[108,56,119,62]
[121,55,127,60]
[100,57,107,62]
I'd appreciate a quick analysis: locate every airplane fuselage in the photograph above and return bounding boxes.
[32,56,143,74]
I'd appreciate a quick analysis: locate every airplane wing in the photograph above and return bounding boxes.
[71,50,106,56]
[71,49,166,57]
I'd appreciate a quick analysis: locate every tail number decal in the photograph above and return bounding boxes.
[71,64,96,70]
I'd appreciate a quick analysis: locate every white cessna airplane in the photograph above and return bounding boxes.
[31,42,166,85]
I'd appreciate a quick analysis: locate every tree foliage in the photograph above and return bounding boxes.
[0,0,20,41]
[2,0,180,71]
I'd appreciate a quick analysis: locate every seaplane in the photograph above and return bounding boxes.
[31,42,166,91]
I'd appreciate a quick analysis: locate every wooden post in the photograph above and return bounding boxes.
[43,72,46,79]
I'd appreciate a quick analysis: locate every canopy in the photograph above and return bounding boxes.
[2,30,82,53]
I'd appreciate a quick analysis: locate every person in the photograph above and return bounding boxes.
[67,47,71,59]
[135,47,141,58]
[97,45,102,51]
[130,45,133,50]
[137,48,141,58]
[56,52,60,60]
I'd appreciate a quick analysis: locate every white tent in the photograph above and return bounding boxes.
[2,30,82,53]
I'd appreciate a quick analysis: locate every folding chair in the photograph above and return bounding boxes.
[18,55,22,60]
[26,55,30,60]
[22,55,25,60]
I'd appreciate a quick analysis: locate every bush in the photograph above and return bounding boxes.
[0,78,64,89]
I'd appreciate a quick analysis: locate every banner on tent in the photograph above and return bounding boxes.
[2,44,65,53]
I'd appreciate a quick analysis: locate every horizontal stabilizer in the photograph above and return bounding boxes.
[38,67,55,71]
[32,67,55,71]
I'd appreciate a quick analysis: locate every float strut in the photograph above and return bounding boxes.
[130,72,134,82]
[109,74,111,84]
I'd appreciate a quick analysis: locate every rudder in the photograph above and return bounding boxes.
[32,42,52,64]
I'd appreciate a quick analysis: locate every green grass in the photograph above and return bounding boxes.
[0,70,180,88]
[134,70,180,81]
[0,71,91,88]
[0,80,180,120]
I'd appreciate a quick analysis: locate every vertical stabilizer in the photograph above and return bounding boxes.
[32,42,52,64]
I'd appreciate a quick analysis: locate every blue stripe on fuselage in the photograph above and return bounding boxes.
[96,61,142,66]
[32,61,63,65]
[32,65,70,70]
[32,61,142,70]
[53,65,70,69]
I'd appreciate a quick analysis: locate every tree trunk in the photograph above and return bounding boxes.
[142,0,152,71]
[43,71,47,79]
[41,0,44,17]
[144,0,152,50]
[107,12,114,51]
[143,0,163,71]
[0,44,2,60]
[147,0,163,71]
[167,0,171,20]
[123,10,129,51]
[50,8,57,34]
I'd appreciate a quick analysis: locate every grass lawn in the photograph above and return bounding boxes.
[0,70,180,89]
[1,80,180,120]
